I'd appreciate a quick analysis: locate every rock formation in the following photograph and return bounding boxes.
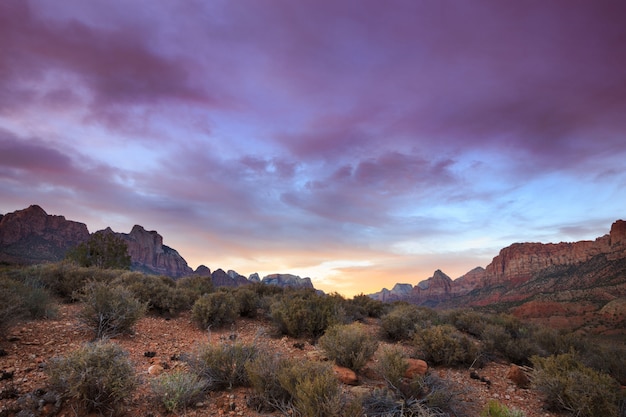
[260,273,314,289]
[210,268,250,287]
[112,225,193,278]
[369,220,626,334]
[0,205,89,264]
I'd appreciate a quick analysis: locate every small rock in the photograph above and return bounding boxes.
[404,359,428,378]
[148,364,164,376]
[506,364,530,388]
[332,365,358,385]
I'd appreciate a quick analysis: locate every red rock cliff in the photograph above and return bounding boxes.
[0,205,89,263]
[114,225,193,278]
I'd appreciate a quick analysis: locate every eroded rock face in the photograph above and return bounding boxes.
[211,268,249,287]
[261,273,314,289]
[0,205,89,264]
[114,225,193,278]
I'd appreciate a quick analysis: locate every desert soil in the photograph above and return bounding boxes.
[0,304,559,417]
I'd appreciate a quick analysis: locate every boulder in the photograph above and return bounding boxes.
[404,359,428,378]
[332,365,358,385]
[506,364,530,388]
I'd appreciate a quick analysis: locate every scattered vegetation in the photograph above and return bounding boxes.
[185,341,257,390]
[413,324,479,367]
[113,271,189,316]
[380,303,418,341]
[151,369,207,413]
[531,351,621,417]
[480,400,525,417]
[318,322,378,372]
[2,261,625,416]
[65,231,131,269]
[47,340,136,416]
[191,290,239,329]
[270,288,343,338]
[76,280,147,339]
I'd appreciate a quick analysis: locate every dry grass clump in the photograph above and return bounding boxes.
[150,368,207,413]
[318,322,378,372]
[75,280,146,339]
[185,341,257,390]
[531,351,621,417]
[46,340,136,416]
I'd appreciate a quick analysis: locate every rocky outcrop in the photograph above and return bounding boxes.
[210,268,250,287]
[113,225,193,278]
[194,265,211,276]
[369,220,626,334]
[261,273,314,289]
[0,205,89,264]
[410,270,453,306]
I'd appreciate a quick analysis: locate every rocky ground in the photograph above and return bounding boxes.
[0,304,560,417]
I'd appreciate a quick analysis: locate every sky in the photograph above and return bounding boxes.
[1,1,625,297]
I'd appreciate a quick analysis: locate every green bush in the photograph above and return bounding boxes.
[246,352,293,411]
[531,352,620,417]
[113,272,188,316]
[191,291,239,329]
[185,342,257,390]
[376,345,409,389]
[151,369,207,413]
[175,274,214,305]
[0,276,27,337]
[232,287,260,318]
[444,309,490,338]
[413,325,479,367]
[76,281,147,339]
[246,353,343,416]
[35,262,120,301]
[480,400,525,417]
[380,303,422,341]
[277,359,342,417]
[47,341,136,416]
[319,323,378,372]
[65,231,131,269]
[270,289,343,338]
[348,293,387,319]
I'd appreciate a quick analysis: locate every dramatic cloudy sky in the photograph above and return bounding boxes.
[1,1,625,296]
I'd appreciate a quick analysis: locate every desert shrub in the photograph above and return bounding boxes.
[20,285,57,319]
[35,262,120,301]
[191,291,239,329]
[480,324,512,358]
[246,352,295,411]
[47,341,136,416]
[277,359,342,417]
[380,303,424,341]
[480,400,525,417]
[65,231,131,269]
[270,288,343,338]
[361,387,450,417]
[347,293,387,319]
[175,274,214,305]
[531,352,620,417]
[113,272,188,315]
[151,369,207,413]
[444,309,490,338]
[413,325,479,367]
[185,341,257,390]
[377,345,410,389]
[246,353,343,416]
[232,287,260,318]
[319,323,378,372]
[582,342,626,385]
[0,276,27,337]
[76,281,147,339]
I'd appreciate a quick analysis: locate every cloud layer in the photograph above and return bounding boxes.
[1,0,625,295]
